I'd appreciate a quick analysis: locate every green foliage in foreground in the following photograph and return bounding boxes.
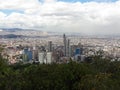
[0,55,120,90]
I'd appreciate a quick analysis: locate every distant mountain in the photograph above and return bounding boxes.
[0,28,24,32]
[0,34,23,38]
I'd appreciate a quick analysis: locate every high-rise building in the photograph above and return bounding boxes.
[23,54,28,62]
[38,52,52,64]
[74,48,83,61]
[75,48,81,55]
[48,41,52,52]
[63,34,67,56]
[46,52,52,64]
[32,46,38,61]
[38,52,44,64]
[22,48,32,62]
[27,49,32,61]
[66,39,71,57]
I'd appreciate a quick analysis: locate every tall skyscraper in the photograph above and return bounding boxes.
[32,46,38,61]
[66,39,70,57]
[48,41,52,52]
[63,34,67,56]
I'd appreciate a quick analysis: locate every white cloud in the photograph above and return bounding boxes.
[0,0,120,34]
[44,0,57,3]
[0,0,40,10]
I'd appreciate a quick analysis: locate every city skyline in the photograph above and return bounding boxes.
[0,0,120,35]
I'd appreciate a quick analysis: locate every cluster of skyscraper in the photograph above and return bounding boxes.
[21,34,85,64]
[22,45,53,64]
[63,34,71,57]
[2,34,84,64]
[63,34,83,61]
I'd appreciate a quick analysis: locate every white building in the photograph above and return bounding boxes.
[38,52,52,64]
[46,52,52,64]
[38,52,45,64]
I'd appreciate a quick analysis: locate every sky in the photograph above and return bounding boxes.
[0,0,120,35]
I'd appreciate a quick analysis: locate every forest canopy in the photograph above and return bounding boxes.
[0,53,120,90]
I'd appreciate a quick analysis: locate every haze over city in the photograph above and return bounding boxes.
[0,0,120,35]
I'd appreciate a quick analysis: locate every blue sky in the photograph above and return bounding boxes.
[58,0,118,3]
[0,9,24,15]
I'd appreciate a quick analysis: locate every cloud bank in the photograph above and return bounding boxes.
[0,0,120,35]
